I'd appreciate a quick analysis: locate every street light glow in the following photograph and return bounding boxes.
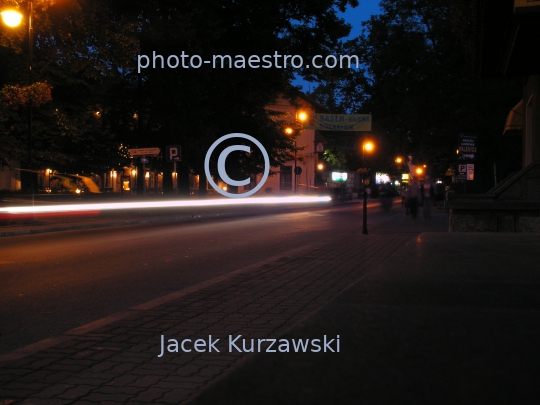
[284,126,294,135]
[364,142,374,152]
[1,10,23,27]
[298,111,308,122]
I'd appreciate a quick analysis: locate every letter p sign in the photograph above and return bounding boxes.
[166,145,182,162]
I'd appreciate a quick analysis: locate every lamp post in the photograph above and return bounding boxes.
[284,126,297,193]
[360,141,374,236]
[2,2,34,192]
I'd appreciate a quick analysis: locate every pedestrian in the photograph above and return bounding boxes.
[401,186,409,215]
[380,182,393,212]
[406,178,420,219]
[421,175,435,220]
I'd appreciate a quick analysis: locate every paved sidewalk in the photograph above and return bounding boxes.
[1,207,539,404]
[192,215,540,404]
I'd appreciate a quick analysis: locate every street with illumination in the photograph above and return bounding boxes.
[1,202,389,356]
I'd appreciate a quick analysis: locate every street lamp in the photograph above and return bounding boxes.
[2,2,35,192]
[360,140,374,237]
[284,110,308,194]
[1,10,23,27]
[284,125,297,193]
[361,141,374,186]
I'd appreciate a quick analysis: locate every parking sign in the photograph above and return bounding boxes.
[458,164,467,180]
[166,145,182,162]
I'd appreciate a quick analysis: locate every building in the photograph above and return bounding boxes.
[261,93,327,195]
[447,0,540,232]
[0,159,20,191]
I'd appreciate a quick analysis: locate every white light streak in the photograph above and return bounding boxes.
[0,196,332,215]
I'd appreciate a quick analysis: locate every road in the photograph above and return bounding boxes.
[0,201,391,355]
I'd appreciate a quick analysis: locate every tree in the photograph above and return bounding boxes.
[105,0,359,195]
[1,0,360,194]
[0,0,134,176]
[314,0,522,190]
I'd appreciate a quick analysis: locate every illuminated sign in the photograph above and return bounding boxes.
[331,172,348,182]
[402,173,409,184]
[376,172,390,184]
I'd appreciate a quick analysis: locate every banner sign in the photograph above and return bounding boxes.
[311,114,372,131]
[128,147,160,157]
[458,134,477,160]
[467,164,475,181]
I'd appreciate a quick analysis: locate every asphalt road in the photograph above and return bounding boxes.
[0,202,388,355]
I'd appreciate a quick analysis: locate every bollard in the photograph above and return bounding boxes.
[362,190,368,235]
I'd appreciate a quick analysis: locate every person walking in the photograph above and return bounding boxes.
[406,178,420,219]
[401,186,409,215]
[421,176,435,220]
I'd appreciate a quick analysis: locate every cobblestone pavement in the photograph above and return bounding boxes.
[0,208,447,404]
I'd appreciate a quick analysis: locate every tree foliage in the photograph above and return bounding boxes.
[313,0,522,189]
[1,0,358,193]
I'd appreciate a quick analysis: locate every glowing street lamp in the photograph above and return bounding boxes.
[361,141,374,185]
[363,141,374,153]
[395,156,404,170]
[1,9,23,27]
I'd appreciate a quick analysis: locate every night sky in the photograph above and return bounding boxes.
[294,0,382,91]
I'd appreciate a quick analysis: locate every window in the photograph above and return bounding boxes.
[280,166,292,190]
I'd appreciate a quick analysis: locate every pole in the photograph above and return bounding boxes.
[143,162,147,196]
[362,190,368,235]
[362,144,365,187]
[173,161,177,193]
[27,1,34,192]
[293,141,296,194]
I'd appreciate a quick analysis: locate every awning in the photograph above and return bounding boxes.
[503,99,523,136]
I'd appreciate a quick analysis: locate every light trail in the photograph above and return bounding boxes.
[0,196,332,215]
